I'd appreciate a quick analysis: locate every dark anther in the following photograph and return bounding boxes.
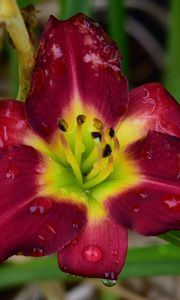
[109,127,115,137]
[77,114,86,125]
[91,131,102,141]
[58,119,68,132]
[93,118,104,130]
[103,144,112,157]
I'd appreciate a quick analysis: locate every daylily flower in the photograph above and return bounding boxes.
[0,13,180,282]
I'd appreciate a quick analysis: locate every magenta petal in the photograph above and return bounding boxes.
[106,131,180,235]
[58,218,127,279]
[25,14,128,140]
[127,83,180,137]
[0,145,87,261]
[0,100,28,147]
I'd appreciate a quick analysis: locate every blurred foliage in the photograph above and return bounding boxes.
[164,0,180,101]
[0,244,180,290]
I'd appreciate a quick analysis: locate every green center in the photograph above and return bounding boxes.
[57,114,117,191]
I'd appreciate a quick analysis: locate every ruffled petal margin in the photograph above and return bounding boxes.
[25,14,128,140]
[117,83,180,148]
[58,217,127,280]
[0,145,87,262]
[106,131,180,235]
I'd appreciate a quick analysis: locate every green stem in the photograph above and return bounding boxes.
[0,0,35,100]
[159,230,180,247]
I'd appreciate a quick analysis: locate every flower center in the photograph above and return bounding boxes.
[58,114,119,190]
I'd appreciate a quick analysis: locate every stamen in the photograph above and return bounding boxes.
[109,127,115,137]
[91,131,102,141]
[59,133,83,184]
[58,119,68,132]
[93,118,104,130]
[75,115,86,164]
[77,114,86,125]
[82,155,114,189]
[103,144,112,157]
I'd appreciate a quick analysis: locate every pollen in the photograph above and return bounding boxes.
[58,119,68,132]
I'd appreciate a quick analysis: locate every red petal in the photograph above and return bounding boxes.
[25,14,128,140]
[106,131,180,235]
[0,100,29,147]
[117,83,180,148]
[0,145,87,261]
[58,217,127,279]
[129,83,180,137]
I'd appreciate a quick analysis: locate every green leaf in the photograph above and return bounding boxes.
[107,0,129,76]
[163,0,180,100]
[159,230,180,247]
[0,244,179,289]
[59,0,92,19]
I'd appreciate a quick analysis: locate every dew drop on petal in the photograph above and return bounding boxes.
[6,164,20,179]
[132,203,140,213]
[71,239,77,245]
[72,219,81,230]
[111,250,117,256]
[30,247,44,257]
[29,197,52,215]
[82,245,103,262]
[66,273,76,278]
[101,278,117,287]
[162,194,180,213]
[35,165,45,174]
[46,224,56,235]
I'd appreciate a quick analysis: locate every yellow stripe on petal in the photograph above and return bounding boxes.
[116,116,147,148]
[92,151,142,203]
[38,156,87,206]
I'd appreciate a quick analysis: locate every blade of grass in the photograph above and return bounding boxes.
[59,0,92,19]
[0,244,179,290]
[163,0,180,101]
[107,0,129,76]
[159,230,180,247]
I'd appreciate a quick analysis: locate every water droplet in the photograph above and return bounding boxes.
[71,239,77,245]
[35,165,45,174]
[6,164,20,179]
[30,247,44,257]
[46,224,56,235]
[29,197,52,216]
[111,250,117,256]
[139,191,149,198]
[67,273,76,278]
[62,266,68,271]
[101,278,117,287]
[38,235,45,241]
[132,204,140,213]
[72,219,81,230]
[162,194,180,213]
[114,259,120,265]
[82,245,103,262]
